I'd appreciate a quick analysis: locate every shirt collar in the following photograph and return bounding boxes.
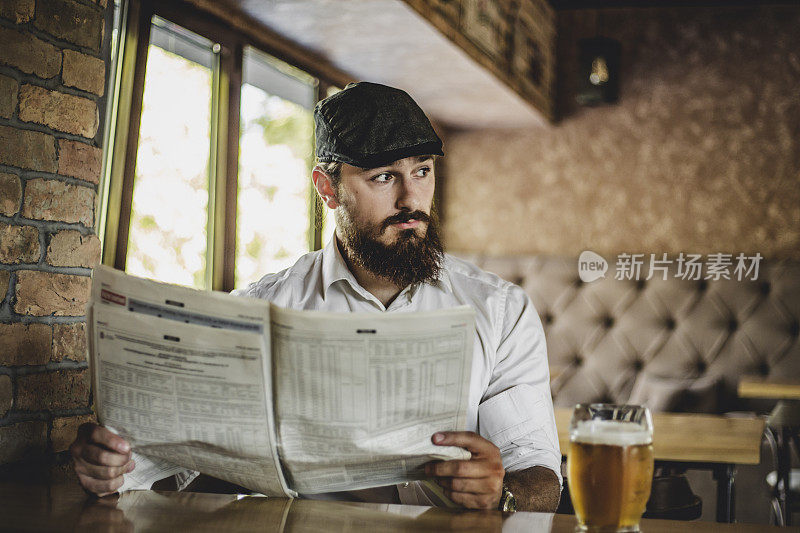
[433,262,453,293]
[320,236,453,299]
[321,237,361,299]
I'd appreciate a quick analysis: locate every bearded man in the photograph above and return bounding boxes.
[69,82,562,512]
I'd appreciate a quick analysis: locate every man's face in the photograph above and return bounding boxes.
[336,155,435,242]
[332,155,443,287]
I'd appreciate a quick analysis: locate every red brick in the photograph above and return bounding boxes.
[18,85,99,138]
[0,172,21,216]
[16,369,90,411]
[0,0,34,23]
[33,0,104,51]
[0,221,40,264]
[0,125,57,173]
[22,178,94,226]
[62,50,105,96]
[14,271,90,317]
[0,421,47,463]
[57,140,102,184]
[47,231,100,268]
[51,414,96,452]
[0,26,61,78]
[0,375,11,417]
[52,322,87,362]
[0,73,17,119]
[0,271,9,303]
[0,322,52,365]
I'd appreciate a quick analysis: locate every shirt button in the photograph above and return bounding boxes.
[403,482,409,488]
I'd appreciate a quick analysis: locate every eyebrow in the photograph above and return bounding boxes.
[380,156,433,168]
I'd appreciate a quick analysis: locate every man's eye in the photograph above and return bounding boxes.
[371,173,392,183]
[415,167,431,177]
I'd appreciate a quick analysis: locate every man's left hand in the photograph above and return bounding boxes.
[425,431,505,510]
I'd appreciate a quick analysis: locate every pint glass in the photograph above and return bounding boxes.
[567,404,654,532]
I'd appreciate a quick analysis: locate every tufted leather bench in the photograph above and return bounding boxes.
[457,254,800,414]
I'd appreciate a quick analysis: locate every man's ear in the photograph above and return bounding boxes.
[312,166,340,209]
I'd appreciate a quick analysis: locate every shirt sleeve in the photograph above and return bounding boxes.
[478,283,562,487]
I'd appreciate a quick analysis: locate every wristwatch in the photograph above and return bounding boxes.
[498,484,517,512]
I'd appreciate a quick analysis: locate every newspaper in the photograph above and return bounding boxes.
[88,266,474,497]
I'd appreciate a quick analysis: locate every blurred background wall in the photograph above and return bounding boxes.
[441,6,800,260]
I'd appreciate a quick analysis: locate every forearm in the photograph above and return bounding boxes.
[504,466,561,512]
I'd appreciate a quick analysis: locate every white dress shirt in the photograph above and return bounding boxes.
[121,239,562,504]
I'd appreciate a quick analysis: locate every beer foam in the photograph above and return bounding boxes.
[571,420,652,446]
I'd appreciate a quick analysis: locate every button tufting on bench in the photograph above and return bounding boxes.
[455,253,800,412]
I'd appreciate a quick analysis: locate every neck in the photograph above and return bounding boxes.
[335,235,404,307]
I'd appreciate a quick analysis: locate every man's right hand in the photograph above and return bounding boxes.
[69,423,134,497]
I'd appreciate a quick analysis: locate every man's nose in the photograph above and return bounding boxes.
[395,176,422,211]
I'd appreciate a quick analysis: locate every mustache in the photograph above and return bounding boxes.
[381,210,431,232]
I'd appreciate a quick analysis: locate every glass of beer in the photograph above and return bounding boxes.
[567,404,654,532]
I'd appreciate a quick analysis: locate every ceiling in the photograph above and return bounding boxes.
[209,0,548,130]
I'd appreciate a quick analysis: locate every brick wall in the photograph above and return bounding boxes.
[0,0,110,470]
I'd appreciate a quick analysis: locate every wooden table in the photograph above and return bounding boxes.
[0,480,792,532]
[738,376,800,526]
[555,408,766,523]
[738,377,800,401]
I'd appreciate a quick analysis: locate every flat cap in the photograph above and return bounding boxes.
[314,81,444,168]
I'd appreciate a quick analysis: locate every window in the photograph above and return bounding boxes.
[237,47,316,287]
[99,0,342,292]
[126,17,214,288]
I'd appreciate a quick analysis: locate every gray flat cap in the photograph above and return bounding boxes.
[314,81,444,168]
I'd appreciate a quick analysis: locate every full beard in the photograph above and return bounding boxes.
[336,205,444,289]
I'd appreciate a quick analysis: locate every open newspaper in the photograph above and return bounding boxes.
[88,266,474,497]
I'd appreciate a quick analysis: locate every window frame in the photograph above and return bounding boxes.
[99,0,347,291]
